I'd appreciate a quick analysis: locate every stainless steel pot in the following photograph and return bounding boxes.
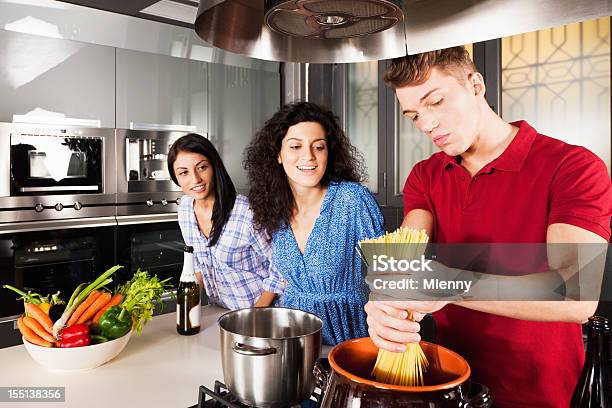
[218,307,323,407]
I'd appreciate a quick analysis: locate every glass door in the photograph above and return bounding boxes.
[0,218,116,320]
[115,215,185,290]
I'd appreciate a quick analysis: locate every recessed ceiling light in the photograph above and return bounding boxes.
[140,0,198,25]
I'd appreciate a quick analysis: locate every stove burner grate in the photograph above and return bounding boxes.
[190,380,320,408]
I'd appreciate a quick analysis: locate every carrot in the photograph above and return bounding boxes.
[77,292,112,324]
[67,291,101,326]
[93,293,123,324]
[17,316,52,347]
[22,316,55,342]
[24,303,53,334]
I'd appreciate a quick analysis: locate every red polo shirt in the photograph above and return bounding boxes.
[403,121,612,408]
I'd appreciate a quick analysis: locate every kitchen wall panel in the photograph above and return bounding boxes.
[116,48,208,132]
[0,29,115,127]
[208,63,281,192]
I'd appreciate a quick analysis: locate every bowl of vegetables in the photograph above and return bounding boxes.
[23,330,132,372]
[5,265,172,372]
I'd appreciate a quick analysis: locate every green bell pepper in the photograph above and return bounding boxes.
[90,334,109,344]
[98,306,132,340]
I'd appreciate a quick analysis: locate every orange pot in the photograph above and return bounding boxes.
[315,338,492,408]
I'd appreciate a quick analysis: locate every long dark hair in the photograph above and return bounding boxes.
[168,134,236,247]
[244,101,365,236]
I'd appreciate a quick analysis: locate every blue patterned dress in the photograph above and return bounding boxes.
[273,181,385,345]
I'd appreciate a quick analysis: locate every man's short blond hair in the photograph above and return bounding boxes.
[384,46,476,89]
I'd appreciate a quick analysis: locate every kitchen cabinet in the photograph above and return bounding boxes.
[208,63,280,192]
[116,48,208,133]
[0,30,115,127]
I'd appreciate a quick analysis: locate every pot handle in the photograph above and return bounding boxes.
[313,358,331,393]
[232,342,277,356]
[459,382,493,408]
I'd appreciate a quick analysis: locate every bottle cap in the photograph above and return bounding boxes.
[184,245,194,253]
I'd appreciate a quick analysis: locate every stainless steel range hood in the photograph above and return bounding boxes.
[195,0,610,63]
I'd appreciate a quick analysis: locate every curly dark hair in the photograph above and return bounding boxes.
[244,101,365,236]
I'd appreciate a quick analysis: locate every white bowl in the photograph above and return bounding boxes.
[23,332,131,372]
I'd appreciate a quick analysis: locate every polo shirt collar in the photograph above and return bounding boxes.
[442,120,537,173]
[442,154,459,168]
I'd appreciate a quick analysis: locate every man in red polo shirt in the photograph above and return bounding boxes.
[364,47,612,407]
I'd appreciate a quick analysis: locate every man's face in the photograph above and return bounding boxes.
[395,67,483,157]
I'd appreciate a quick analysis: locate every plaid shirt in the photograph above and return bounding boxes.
[177,194,285,310]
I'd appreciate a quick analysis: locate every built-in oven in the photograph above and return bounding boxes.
[0,123,116,222]
[116,128,192,215]
[115,213,185,293]
[0,218,116,347]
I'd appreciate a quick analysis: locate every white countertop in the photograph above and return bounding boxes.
[0,306,332,408]
[0,306,230,408]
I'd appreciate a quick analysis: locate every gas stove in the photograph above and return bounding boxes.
[189,380,321,408]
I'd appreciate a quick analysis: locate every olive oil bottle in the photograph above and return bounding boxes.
[177,245,201,335]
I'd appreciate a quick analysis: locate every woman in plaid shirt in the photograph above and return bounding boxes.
[167,134,285,310]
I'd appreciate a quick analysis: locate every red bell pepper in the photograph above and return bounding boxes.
[58,334,90,348]
[59,324,89,340]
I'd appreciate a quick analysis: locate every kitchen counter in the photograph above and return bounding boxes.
[0,306,236,407]
[0,306,332,407]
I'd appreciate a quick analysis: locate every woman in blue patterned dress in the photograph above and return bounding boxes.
[244,102,385,345]
[167,134,284,310]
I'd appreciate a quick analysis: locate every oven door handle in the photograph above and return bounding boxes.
[116,214,178,226]
[0,217,117,234]
[15,257,95,268]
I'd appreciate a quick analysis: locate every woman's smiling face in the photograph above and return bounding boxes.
[278,121,328,190]
[173,150,214,200]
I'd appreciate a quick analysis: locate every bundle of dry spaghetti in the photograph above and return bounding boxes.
[357,227,430,386]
